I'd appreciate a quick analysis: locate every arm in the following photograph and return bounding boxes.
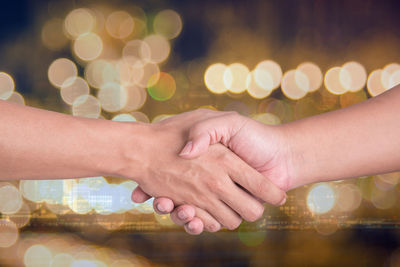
[0,99,130,180]
[145,85,400,234]
[286,84,400,188]
[0,101,286,231]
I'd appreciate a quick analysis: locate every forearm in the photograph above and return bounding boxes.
[0,100,147,180]
[284,85,400,189]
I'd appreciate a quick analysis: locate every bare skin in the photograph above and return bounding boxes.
[132,84,400,234]
[0,101,286,231]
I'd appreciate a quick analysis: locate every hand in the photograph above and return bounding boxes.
[132,110,294,234]
[124,109,287,232]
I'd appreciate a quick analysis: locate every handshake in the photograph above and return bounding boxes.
[2,84,399,235]
[122,109,303,235]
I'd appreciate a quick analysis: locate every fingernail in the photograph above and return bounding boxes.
[156,204,165,213]
[179,141,193,156]
[178,210,188,220]
[279,196,287,206]
[187,222,195,231]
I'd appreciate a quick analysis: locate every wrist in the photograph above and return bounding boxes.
[103,120,155,183]
[279,121,320,190]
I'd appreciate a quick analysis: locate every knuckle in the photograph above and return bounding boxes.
[207,179,226,194]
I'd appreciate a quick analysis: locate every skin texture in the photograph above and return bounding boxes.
[0,101,286,231]
[133,84,400,234]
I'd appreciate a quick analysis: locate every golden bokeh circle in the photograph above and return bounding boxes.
[324,67,348,95]
[204,63,228,94]
[340,61,367,92]
[255,60,282,90]
[72,95,101,119]
[224,63,249,94]
[0,72,15,100]
[0,219,19,248]
[64,8,96,39]
[60,77,90,105]
[0,183,23,215]
[24,244,52,267]
[143,34,171,64]
[105,11,135,39]
[48,58,78,88]
[6,92,25,105]
[367,69,386,97]
[97,82,128,113]
[153,9,182,39]
[297,62,323,92]
[281,70,308,100]
[73,32,103,61]
[41,18,68,51]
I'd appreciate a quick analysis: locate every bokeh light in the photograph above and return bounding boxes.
[122,40,151,65]
[60,77,90,105]
[224,63,249,94]
[97,82,127,112]
[281,70,308,100]
[252,113,281,125]
[105,11,135,39]
[112,113,136,122]
[122,86,147,112]
[371,186,397,209]
[41,18,68,51]
[0,72,15,100]
[143,34,170,64]
[255,60,282,90]
[117,60,144,87]
[306,183,336,214]
[324,67,348,95]
[64,8,96,39]
[24,244,52,267]
[72,95,101,118]
[48,58,78,88]
[246,68,273,99]
[6,92,25,105]
[0,183,23,215]
[367,69,386,97]
[0,219,18,248]
[147,72,176,101]
[153,9,183,40]
[85,60,115,89]
[340,61,367,92]
[73,32,103,61]
[297,62,323,92]
[381,63,400,90]
[334,184,362,212]
[204,63,228,94]
[137,62,160,88]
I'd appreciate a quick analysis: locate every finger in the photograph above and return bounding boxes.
[179,112,245,159]
[218,179,265,222]
[131,186,151,203]
[170,204,196,225]
[153,197,175,214]
[228,154,287,206]
[205,199,243,231]
[192,207,221,233]
[184,217,204,235]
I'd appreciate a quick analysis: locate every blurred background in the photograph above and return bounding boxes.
[1,0,400,266]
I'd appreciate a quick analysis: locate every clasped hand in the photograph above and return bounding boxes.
[128,109,291,234]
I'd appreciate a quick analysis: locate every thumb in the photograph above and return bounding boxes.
[179,132,211,159]
[179,113,241,159]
